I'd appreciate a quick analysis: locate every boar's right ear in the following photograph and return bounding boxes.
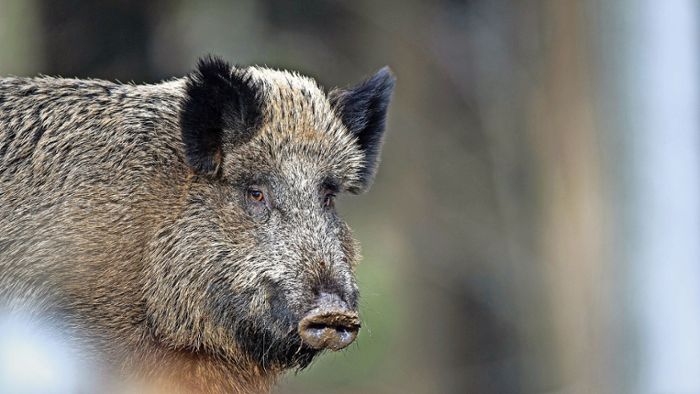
[180,56,262,176]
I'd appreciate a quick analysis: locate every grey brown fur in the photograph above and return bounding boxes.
[0,57,394,393]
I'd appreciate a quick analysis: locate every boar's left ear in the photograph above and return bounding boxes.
[181,56,262,176]
[329,67,396,192]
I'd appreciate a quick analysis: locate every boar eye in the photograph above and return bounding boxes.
[248,189,265,202]
[323,191,336,208]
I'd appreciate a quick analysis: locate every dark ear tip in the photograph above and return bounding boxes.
[373,66,396,90]
[193,55,233,82]
[378,66,395,78]
[197,54,228,67]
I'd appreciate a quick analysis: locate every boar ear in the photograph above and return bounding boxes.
[329,67,396,192]
[181,56,262,176]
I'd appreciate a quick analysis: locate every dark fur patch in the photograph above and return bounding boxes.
[329,67,396,191]
[180,55,263,175]
[234,318,318,370]
[207,278,319,370]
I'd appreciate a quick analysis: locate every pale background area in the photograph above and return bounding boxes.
[1,1,699,393]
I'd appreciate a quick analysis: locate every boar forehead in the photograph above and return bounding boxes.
[222,67,365,189]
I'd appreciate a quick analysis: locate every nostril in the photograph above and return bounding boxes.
[298,309,361,351]
[305,321,357,344]
[307,322,354,333]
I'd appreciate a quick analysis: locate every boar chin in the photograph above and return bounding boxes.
[233,321,320,370]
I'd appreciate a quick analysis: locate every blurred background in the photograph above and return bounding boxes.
[2,0,700,393]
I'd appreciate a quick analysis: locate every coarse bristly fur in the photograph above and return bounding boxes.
[0,56,395,393]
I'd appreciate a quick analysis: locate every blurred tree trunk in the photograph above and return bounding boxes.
[36,0,165,82]
[527,1,611,392]
[388,0,610,392]
[0,0,42,74]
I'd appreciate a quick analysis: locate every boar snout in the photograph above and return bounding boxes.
[298,292,360,351]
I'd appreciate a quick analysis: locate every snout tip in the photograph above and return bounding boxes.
[298,310,360,351]
[298,293,360,351]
